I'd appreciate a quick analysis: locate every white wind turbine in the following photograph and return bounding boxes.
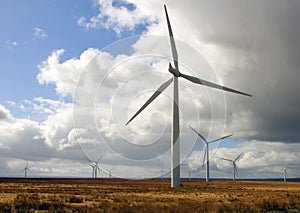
[87,154,104,179]
[94,154,104,179]
[89,163,96,178]
[108,168,113,179]
[126,5,252,188]
[221,153,243,181]
[282,162,288,182]
[189,126,233,182]
[23,160,31,178]
[160,168,166,180]
[187,167,192,181]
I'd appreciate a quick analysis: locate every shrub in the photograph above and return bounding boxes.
[69,196,83,203]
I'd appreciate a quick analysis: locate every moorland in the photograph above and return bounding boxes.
[0,178,299,212]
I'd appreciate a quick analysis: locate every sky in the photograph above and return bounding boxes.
[0,0,299,180]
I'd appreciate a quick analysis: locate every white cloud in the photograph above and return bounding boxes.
[33,27,47,40]
[37,48,101,97]
[0,104,13,121]
[77,0,158,35]
[24,97,72,115]
[186,140,300,179]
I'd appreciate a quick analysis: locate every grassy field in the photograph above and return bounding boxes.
[0,178,299,212]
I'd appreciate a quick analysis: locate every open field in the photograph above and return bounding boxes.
[0,178,299,212]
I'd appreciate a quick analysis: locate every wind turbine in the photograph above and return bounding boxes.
[86,154,104,179]
[125,5,252,188]
[187,168,192,181]
[23,160,31,178]
[89,163,96,178]
[189,126,233,182]
[94,154,104,179]
[282,162,288,182]
[160,168,166,180]
[108,168,113,179]
[221,153,243,181]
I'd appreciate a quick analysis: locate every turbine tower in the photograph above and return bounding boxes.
[221,153,243,181]
[89,163,96,178]
[189,126,233,182]
[282,162,288,182]
[126,5,251,188]
[187,168,192,181]
[23,160,30,178]
[108,168,113,179]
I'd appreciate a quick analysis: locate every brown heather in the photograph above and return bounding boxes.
[0,178,299,212]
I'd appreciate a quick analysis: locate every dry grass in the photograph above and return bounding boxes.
[0,178,299,212]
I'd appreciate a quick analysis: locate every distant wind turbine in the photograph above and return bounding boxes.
[94,154,104,179]
[23,160,31,178]
[108,168,113,179]
[221,153,243,180]
[189,126,232,182]
[89,163,96,178]
[187,167,192,181]
[282,162,288,182]
[125,5,252,188]
[160,168,166,180]
[87,154,104,179]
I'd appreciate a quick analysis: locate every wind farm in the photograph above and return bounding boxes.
[125,4,251,188]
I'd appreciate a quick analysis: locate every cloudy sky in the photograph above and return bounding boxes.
[0,0,299,180]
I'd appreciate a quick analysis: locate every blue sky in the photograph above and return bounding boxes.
[0,0,299,179]
[1,0,119,103]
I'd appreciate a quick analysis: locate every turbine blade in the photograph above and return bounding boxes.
[221,158,232,162]
[180,73,252,97]
[234,153,243,162]
[125,78,173,125]
[188,126,207,142]
[97,154,104,163]
[164,4,179,71]
[208,134,233,143]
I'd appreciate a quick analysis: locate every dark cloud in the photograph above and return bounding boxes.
[171,0,300,142]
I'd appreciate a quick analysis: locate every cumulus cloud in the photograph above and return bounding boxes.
[37,48,101,97]
[185,140,300,179]
[76,0,300,143]
[0,104,13,121]
[77,0,158,35]
[0,118,52,160]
